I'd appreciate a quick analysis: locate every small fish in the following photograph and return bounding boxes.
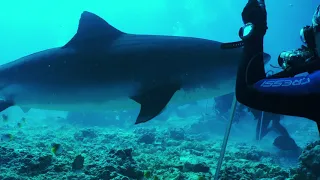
[2,114,8,123]
[21,117,26,123]
[0,134,14,141]
[273,135,299,151]
[51,143,62,155]
[17,122,22,128]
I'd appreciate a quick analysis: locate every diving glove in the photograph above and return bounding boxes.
[312,5,320,27]
[242,0,268,38]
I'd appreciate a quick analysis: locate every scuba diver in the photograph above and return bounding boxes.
[214,92,246,124]
[214,92,289,141]
[249,108,288,141]
[235,0,320,136]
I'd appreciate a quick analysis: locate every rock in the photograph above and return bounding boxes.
[72,155,85,171]
[19,155,53,175]
[183,162,210,173]
[137,133,155,144]
[74,128,98,141]
[297,141,320,178]
[110,148,133,160]
[169,128,185,141]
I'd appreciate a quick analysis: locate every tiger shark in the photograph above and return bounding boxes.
[0,11,270,124]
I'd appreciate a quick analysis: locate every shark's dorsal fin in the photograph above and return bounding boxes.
[63,11,123,49]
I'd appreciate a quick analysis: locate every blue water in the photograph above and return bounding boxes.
[0,0,320,179]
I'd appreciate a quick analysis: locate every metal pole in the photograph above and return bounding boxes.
[258,111,264,140]
[214,95,237,180]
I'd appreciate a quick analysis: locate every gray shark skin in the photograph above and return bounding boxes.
[0,11,271,124]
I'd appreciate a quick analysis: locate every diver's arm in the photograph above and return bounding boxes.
[314,5,320,56]
[236,1,320,120]
[236,34,320,120]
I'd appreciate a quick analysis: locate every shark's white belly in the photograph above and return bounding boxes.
[1,76,236,112]
[1,83,138,111]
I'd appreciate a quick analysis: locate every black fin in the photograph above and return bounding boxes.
[20,107,31,113]
[63,11,123,49]
[0,100,13,112]
[263,53,271,64]
[273,135,299,151]
[131,85,180,124]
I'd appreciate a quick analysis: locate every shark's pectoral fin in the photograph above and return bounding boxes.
[0,100,14,112]
[131,84,180,124]
[63,11,124,50]
[263,53,271,64]
[20,107,31,113]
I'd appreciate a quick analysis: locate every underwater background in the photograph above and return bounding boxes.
[1,0,320,179]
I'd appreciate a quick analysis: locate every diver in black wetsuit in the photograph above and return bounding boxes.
[249,108,288,140]
[214,92,245,124]
[236,1,320,135]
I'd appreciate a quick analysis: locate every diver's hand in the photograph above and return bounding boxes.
[242,0,268,37]
[312,5,320,27]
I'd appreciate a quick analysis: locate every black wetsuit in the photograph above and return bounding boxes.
[214,92,289,139]
[249,108,289,140]
[236,26,320,133]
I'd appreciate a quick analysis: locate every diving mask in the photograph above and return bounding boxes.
[239,23,254,40]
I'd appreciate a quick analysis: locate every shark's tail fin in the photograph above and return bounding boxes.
[0,100,13,113]
[20,107,31,113]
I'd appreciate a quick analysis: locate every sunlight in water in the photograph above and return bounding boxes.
[0,0,319,179]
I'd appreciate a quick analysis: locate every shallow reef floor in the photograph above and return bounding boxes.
[0,124,320,180]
